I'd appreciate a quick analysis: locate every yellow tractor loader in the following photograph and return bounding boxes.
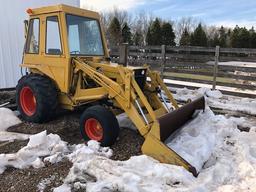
[16,5,205,176]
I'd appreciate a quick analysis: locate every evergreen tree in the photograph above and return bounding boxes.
[161,22,176,46]
[121,22,132,45]
[231,26,250,48]
[146,27,152,45]
[239,27,250,48]
[190,23,208,46]
[108,17,122,46]
[208,33,220,47]
[251,33,256,48]
[226,29,232,47]
[219,26,227,47]
[149,18,162,45]
[179,28,190,46]
[231,25,240,48]
[133,31,143,46]
[249,27,256,48]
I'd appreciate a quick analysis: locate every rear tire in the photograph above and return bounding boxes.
[80,105,120,146]
[16,74,58,123]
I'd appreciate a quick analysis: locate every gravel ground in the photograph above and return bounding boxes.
[0,90,16,109]
[8,111,83,144]
[0,140,28,154]
[0,160,72,192]
[111,128,143,161]
[0,91,144,191]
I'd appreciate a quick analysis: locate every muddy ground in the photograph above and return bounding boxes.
[0,90,144,192]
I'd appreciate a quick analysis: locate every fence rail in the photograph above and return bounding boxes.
[110,45,256,98]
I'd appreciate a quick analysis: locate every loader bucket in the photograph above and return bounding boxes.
[159,96,205,141]
[142,96,205,177]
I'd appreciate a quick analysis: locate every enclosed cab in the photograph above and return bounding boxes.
[23,5,109,94]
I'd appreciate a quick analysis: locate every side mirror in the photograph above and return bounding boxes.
[24,20,29,39]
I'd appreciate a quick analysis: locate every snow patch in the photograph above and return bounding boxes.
[166,107,220,171]
[208,96,256,115]
[0,108,21,131]
[206,90,223,99]
[0,131,30,142]
[37,175,56,192]
[165,106,245,173]
[54,106,256,191]
[165,107,256,191]
[116,113,137,130]
[56,154,194,192]
[53,184,71,192]
[0,131,69,174]
[0,108,30,142]
[172,87,256,115]
[1,98,256,191]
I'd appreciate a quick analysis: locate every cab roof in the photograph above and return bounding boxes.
[28,4,100,19]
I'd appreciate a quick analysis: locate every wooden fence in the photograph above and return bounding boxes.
[110,45,256,98]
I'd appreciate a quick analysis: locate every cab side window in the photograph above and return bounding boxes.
[26,19,40,54]
[46,16,62,55]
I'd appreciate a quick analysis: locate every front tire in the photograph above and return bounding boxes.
[16,74,58,123]
[80,105,120,146]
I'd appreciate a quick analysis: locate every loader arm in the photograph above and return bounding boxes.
[73,57,151,136]
[73,57,203,176]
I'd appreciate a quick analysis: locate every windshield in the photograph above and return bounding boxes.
[66,14,104,56]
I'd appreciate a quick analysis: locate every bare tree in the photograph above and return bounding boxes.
[132,11,154,45]
[103,7,132,27]
[100,12,110,32]
[175,17,198,43]
[99,7,134,48]
[206,26,219,39]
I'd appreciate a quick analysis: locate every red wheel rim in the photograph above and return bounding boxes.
[84,118,103,141]
[20,86,36,116]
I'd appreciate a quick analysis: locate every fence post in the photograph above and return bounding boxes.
[161,45,166,78]
[212,45,220,90]
[119,43,128,66]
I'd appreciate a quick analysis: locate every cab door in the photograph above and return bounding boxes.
[40,13,70,93]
